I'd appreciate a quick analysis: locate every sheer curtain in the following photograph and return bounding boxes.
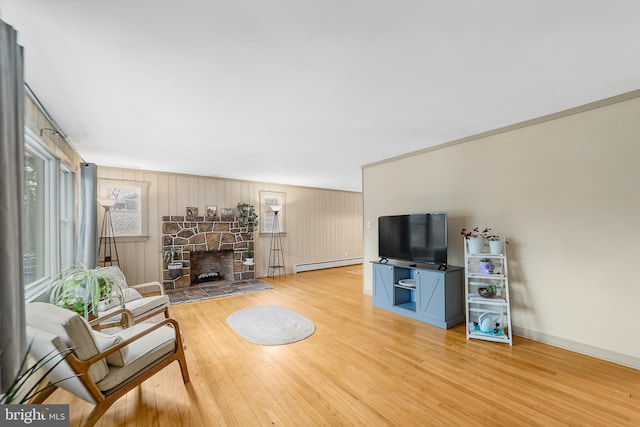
[0,19,26,393]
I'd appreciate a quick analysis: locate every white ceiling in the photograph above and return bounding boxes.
[2,1,640,192]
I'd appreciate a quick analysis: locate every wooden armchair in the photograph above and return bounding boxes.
[97,266,171,326]
[26,302,189,427]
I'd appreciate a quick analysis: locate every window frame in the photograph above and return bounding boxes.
[23,128,58,301]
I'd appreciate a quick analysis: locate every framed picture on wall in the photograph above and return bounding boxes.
[97,179,149,238]
[260,191,286,234]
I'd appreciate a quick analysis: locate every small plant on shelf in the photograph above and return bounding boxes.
[478,258,495,274]
[161,245,183,264]
[478,282,498,298]
[161,245,184,279]
[460,227,491,239]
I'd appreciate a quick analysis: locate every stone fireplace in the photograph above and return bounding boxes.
[161,215,254,291]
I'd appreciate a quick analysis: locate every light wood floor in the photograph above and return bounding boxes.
[47,266,640,426]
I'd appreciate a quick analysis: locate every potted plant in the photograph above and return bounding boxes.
[245,250,254,266]
[161,245,183,279]
[460,227,491,253]
[236,202,259,237]
[48,265,125,320]
[478,258,495,274]
[478,282,498,298]
[486,234,508,254]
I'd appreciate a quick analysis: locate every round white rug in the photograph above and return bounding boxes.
[226,305,315,345]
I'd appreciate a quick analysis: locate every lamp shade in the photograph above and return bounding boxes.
[98,197,116,208]
[270,204,282,213]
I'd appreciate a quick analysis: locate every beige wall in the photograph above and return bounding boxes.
[98,166,363,285]
[363,94,640,367]
[25,94,83,170]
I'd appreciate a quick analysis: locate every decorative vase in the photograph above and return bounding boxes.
[478,261,495,274]
[168,262,183,279]
[488,240,503,255]
[467,237,485,254]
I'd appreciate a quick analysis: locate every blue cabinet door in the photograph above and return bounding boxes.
[415,269,445,321]
[372,264,394,308]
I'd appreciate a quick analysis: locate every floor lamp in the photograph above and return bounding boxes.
[98,198,119,267]
[267,204,286,278]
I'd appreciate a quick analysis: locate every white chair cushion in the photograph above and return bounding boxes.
[124,295,169,318]
[26,302,109,383]
[93,331,129,367]
[96,323,176,392]
[123,287,143,302]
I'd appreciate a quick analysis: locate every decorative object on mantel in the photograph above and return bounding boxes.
[226,305,315,345]
[98,197,119,267]
[219,208,234,221]
[186,207,198,217]
[206,205,217,219]
[268,204,286,278]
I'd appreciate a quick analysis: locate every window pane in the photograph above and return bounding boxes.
[24,149,46,284]
[60,168,75,270]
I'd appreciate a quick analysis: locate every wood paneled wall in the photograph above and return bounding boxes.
[97,166,363,284]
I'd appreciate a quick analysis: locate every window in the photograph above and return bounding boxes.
[23,128,76,301]
[59,166,75,271]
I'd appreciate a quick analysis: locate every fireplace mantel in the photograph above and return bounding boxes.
[161,215,254,290]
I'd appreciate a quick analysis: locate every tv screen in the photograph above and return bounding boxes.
[378,213,447,266]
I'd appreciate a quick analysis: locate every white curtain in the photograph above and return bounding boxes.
[0,18,26,393]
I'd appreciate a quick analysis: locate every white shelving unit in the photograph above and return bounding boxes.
[464,237,512,345]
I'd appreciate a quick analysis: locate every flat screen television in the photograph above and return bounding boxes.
[378,213,447,267]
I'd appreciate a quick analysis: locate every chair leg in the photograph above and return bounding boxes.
[84,400,115,427]
[177,353,190,384]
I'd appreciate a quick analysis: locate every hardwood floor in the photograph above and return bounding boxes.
[47,266,640,426]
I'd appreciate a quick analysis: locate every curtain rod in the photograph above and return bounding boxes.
[24,82,69,139]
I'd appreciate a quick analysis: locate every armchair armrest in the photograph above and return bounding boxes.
[130,281,165,295]
[83,318,184,367]
[90,308,135,330]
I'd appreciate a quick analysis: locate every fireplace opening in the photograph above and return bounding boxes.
[190,250,234,286]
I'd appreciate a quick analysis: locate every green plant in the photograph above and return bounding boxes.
[479,258,493,263]
[0,342,76,404]
[48,265,125,320]
[161,245,183,264]
[246,250,254,258]
[460,227,491,239]
[485,282,498,292]
[236,202,259,236]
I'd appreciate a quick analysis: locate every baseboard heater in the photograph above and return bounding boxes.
[293,258,363,273]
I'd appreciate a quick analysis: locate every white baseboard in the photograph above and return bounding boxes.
[513,326,640,370]
[293,258,363,273]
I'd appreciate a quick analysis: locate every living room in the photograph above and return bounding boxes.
[2,2,640,426]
